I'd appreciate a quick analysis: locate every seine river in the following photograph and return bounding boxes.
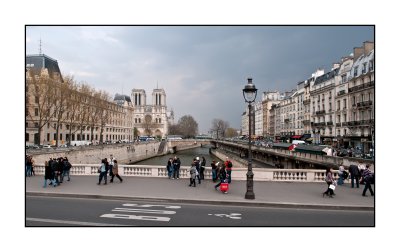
[133,147,223,166]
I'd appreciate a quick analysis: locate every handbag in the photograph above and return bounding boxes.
[329,184,336,190]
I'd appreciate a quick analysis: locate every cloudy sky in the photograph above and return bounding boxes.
[26,26,373,133]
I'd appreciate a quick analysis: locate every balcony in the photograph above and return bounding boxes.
[327,121,333,126]
[284,118,290,123]
[314,122,326,127]
[302,119,310,124]
[342,122,348,126]
[303,99,311,105]
[336,123,342,127]
[337,90,346,97]
[316,110,326,115]
[348,81,375,93]
[357,100,373,108]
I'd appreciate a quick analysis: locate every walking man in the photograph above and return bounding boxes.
[361,165,374,197]
[224,157,233,184]
[349,163,360,188]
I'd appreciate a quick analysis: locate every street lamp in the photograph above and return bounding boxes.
[242,77,257,200]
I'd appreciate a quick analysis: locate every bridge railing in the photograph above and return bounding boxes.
[31,164,337,183]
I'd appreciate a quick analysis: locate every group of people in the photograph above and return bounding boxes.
[26,155,35,177]
[187,156,207,187]
[98,154,123,185]
[44,156,72,187]
[166,156,182,179]
[323,161,374,198]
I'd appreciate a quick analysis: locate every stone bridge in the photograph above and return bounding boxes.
[26,140,211,165]
[211,140,375,171]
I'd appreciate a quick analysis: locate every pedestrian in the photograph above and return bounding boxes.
[97,158,108,185]
[57,157,64,184]
[108,154,115,178]
[211,160,217,182]
[43,159,56,187]
[50,158,60,186]
[322,167,336,198]
[200,156,206,180]
[214,164,228,192]
[195,157,201,184]
[62,157,72,182]
[188,161,197,187]
[361,165,374,197]
[348,163,360,188]
[224,157,233,184]
[337,163,345,185]
[167,158,173,179]
[110,160,123,183]
[173,156,181,179]
[26,155,33,177]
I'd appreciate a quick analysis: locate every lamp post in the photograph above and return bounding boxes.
[242,77,257,200]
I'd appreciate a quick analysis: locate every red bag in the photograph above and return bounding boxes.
[220,182,229,192]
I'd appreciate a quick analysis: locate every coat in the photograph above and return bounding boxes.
[189,166,197,179]
[112,163,119,175]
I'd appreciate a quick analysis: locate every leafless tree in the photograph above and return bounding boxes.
[178,115,198,138]
[211,118,229,139]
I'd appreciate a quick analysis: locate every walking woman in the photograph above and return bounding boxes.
[214,165,227,191]
[323,167,335,198]
[110,160,123,183]
[97,158,108,185]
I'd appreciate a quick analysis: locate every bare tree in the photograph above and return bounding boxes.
[225,128,239,138]
[211,118,229,139]
[98,91,112,143]
[178,115,198,138]
[26,69,57,145]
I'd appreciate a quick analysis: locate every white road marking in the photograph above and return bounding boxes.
[26,217,131,226]
[112,208,176,215]
[122,203,181,209]
[100,214,170,222]
[208,213,242,219]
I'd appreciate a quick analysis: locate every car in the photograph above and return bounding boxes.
[42,145,52,149]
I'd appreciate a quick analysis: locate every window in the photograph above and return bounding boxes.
[337,101,340,110]
[47,133,50,141]
[54,133,57,140]
[354,66,358,77]
[35,96,39,103]
[369,60,374,71]
[362,62,367,74]
[343,99,347,109]
[34,108,38,116]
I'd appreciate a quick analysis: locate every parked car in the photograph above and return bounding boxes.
[42,145,52,149]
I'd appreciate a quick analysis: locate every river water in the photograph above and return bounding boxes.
[133,147,223,166]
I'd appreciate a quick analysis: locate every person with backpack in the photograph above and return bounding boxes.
[97,158,108,185]
[361,164,374,197]
[224,157,233,184]
[349,164,361,188]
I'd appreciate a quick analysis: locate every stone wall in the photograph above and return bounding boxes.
[27,142,163,166]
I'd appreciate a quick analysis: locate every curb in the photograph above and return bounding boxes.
[26,191,374,211]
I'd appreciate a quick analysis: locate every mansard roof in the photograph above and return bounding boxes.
[26,54,63,81]
[314,68,338,85]
[114,94,132,103]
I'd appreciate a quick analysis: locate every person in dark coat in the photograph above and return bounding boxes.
[43,159,56,187]
[214,165,227,191]
[348,164,360,188]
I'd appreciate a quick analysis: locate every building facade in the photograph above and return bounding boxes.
[26,54,170,146]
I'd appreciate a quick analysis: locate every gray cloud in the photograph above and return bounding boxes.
[26,26,373,133]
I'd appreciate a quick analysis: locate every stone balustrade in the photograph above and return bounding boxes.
[31,164,338,183]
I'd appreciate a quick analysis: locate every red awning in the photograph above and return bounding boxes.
[290,135,302,139]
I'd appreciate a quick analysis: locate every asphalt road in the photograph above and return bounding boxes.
[26,196,374,227]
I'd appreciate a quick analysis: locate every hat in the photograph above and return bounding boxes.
[196,157,199,160]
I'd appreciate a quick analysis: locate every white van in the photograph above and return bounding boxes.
[292,140,306,145]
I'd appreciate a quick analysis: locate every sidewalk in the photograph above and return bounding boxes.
[26,175,374,210]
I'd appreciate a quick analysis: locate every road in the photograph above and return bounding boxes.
[26,196,374,227]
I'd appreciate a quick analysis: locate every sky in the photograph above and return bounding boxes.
[26,26,373,134]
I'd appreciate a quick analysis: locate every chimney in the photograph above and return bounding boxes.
[353,46,364,61]
[363,41,374,55]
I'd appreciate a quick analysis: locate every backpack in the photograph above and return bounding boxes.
[227,161,232,168]
[342,170,349,179]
